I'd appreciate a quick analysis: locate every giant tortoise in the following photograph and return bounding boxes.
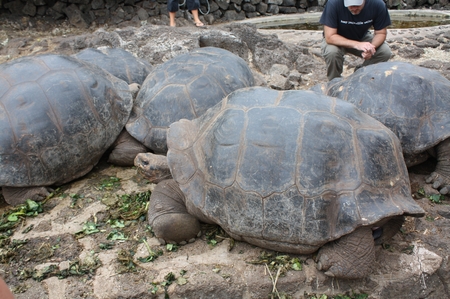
[108,47,254,166]
[72,47,153,85]
[0,54,133,205]
[312,61,450,194]
[135,86,425,279]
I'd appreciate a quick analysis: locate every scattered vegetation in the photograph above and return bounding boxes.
[97,176,121,191]
[0,199,45,241]
[19,252,101,282]
[247,251,303,273]
[425,215,436,221]
[72,190,156,274]
[166,243,179,252]
[247,251,303,299]
[74,190,151,240]
[0,239,28,264]
[0,198,49,260]
[382,242,415,255]
[117,249,138,273]
[417,187,446,204]
[69,193,85,208]
[150,270,188,298]
[137,238,163,263]
[0,185,154,286]
[305,294,368,299]
[203,224,234,250]
[99,242,115,250]
[109,191,150,221]
[75,221,101,238]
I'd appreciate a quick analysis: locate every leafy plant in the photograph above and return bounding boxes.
[149,282,159,294]
[417,187,445,204]
[1,200,44,241]
[428,193,444,204]
[203,224,233,249]
[19,255,102,282]
[0,239,28,263]
[166,243,179,252]
[306,294,368,299]
[247,251,303,273]
[248,251,303,299]
[69,193,84,208]
[75,221,101,238]
[107,229,128,241]
[99,242,115,250]
[108,219,125,228]
[149,270,188,298]
[117,249,137,273]
[2,199,43,223]
[108,191,151,221]
[97,176,121,190]
[137,238,163,263]
[425,215,435,221]
[162,272,176,286]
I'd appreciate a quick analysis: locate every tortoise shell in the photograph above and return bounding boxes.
[125,46,255,154]
[73,47,153,85]
[314,61,450,155]
[0,54,133,187]
[165,86,424,252]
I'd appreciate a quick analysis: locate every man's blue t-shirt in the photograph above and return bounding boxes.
[319,0,391,41]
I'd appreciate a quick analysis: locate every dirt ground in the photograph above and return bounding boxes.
[1,157,447,299]
[1,12,450,299]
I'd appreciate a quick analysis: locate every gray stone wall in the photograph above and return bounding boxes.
[1,0,449,28]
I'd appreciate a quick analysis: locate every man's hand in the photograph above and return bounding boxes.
[356,41,376,60]
[361,49,374,59]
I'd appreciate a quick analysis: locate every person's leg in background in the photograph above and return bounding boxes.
[321,39,347,81]
[186,0,204,27]
[167,0,179,27]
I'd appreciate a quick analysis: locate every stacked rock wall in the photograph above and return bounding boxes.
[1,0,449,28]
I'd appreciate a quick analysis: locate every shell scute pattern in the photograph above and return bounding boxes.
[0,54,132,188]
[166,87,424,250]
[126,47,255,154]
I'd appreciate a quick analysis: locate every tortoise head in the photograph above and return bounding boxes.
[134,153,172,184]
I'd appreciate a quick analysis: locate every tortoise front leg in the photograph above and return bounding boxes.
[108,130,148,167]
[148,179,201,245]
[316,226,375,279]
[2,186,52,206]
[426,138,450,194]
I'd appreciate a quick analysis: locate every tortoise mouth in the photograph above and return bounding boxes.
[136,167,172,184]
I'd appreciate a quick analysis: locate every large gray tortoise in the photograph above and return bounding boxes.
[72,47,154,165]
[312,62,450,194]
[0,54,133,205]
[135,86,425,279]
[108,47,254,166]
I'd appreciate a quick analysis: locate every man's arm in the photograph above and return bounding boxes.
[371,27,388,48]
[323,25,376,54]
[360,27,387,59]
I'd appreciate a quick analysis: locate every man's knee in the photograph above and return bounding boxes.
[322,44,343,61]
